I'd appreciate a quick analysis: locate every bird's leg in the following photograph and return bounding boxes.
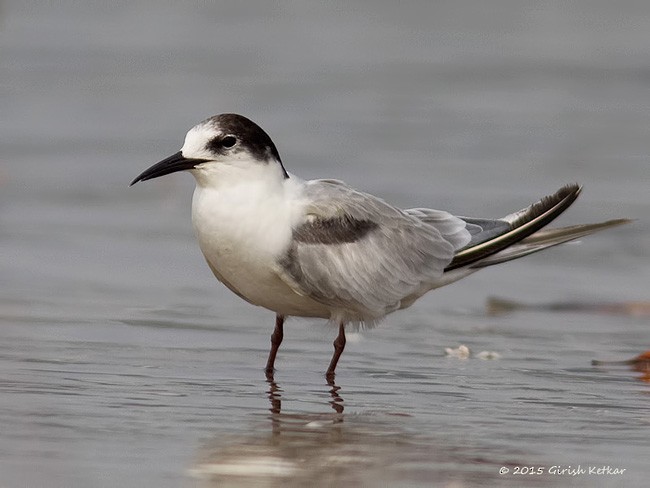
[325,322,346,380]
[265,314,284,379]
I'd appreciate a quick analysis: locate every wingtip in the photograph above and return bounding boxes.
[557,182,582,200]
[446,183,585,272]
[504,182,582,228]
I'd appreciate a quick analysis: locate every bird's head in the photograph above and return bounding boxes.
[130,113,288,187]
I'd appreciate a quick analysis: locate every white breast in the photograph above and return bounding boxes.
[190,171,330,318]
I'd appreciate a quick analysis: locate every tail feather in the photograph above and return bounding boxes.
[470,219,632,268]
[445,184,583,272]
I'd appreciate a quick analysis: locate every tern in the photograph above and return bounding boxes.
[131,113,629,379]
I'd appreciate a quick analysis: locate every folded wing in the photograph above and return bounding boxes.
[276,180,471,320]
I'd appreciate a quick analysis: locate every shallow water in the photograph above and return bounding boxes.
[1,1,649,487]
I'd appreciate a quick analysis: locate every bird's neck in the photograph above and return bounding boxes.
[190,159,305,239]
[190,162,304,265]
[191,157,288,193]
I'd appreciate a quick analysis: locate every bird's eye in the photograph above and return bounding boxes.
[222,135,237,148]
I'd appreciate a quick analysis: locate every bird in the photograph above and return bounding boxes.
[131,113,629,379]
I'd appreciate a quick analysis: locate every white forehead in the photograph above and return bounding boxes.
[180,122,220,159]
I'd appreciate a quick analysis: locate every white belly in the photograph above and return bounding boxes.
[191,183,330,318]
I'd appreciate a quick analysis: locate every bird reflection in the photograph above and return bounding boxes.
[191,375,497,486]
[266,374,345,416]
[190,379,496,487]
[266,376,283,415]
[327,377,344,414]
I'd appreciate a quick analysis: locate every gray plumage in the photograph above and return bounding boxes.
[277,181,630,325]
[277,179,471,322]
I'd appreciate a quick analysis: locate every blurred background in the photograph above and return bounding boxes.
[1,1,648,487]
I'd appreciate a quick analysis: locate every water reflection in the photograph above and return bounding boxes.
[266,377,282,416]
[267,372,345,416]
[189,378,527,488]
[327,378,345,415]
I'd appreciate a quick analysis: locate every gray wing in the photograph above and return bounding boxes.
[275,179,471,320]
[404,208,491,249]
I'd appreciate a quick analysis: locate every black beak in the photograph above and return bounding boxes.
[130,151,208,186]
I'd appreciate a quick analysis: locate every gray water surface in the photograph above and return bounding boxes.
[1,1,649,487]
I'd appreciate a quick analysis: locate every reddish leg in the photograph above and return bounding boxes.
[265,314,284,379]
[326,322,346,379]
